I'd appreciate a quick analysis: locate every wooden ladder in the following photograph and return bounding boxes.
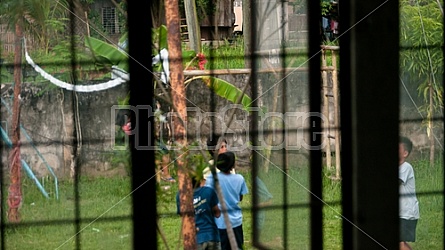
[180,18,189,41]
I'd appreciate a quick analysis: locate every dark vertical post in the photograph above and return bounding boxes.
[68,1,80,248]
[250,0,260,247]
[443,1,445,248]
[0,53,4,250]
[280,1,289,248]
[307,0,323,249]
[128,1,157,249]
[340,0,399,249]
[339,1,353,248]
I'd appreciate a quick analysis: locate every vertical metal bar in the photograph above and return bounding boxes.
[279,1,289,249]
[339,1,353,248]
[250,0,260,247]
[308,0,323,249]
[68,1,81,248]
[442,0,445,247]
[341,0,399,249]
[0,38,4,250]
[128,1,157,249]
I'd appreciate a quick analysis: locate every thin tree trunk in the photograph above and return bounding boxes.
[429,85,435,166]
[8,22,24,223]
[165,0,196,248]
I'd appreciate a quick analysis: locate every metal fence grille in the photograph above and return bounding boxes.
[0,1,443,250]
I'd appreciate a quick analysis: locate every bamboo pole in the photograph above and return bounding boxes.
[184,0,201,52]
[321,50,332,170]
[181,66,335,76]
[332,50,341,179]
[259,57,281,173]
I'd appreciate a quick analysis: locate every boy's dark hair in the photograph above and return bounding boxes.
[217,151,235,173]
[400,136,413,156]
[207,134,227,157]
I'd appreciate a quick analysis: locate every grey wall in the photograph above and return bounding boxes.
[0,73,434,179]
[1,82,129,179]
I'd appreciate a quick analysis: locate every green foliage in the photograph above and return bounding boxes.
[152,25,168,51]
[85,36,129,72]
[321,1,333,16]
[0,0,70,54]
[196,0,216,20]
[202,39,245,69]
[400,0,443,99]
[187,76,252,111]
[187,142,209,182]
[87,8,103,39]
[108,148,131,175]
[4,176,133,249]
[400,0,443,149]
[80,0,96,4]
[179,0,216,22]
[24,36,99,84]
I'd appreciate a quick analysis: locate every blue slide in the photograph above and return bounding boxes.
[0,126,50,198]
[0,97,59,199]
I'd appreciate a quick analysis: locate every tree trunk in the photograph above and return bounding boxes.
[165,0,196,248]
[429,85,435,166]
[8,22,24,223]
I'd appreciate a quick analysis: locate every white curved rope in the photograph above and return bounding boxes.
[25,51,129,92]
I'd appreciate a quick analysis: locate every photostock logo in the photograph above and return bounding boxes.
[111,104,328,151]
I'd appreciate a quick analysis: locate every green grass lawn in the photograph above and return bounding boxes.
[1,159,443,249]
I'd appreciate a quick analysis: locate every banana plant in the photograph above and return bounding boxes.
[185,76,251,111]
[85,25,252,111]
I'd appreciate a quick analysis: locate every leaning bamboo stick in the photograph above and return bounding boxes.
[332,50,341,180]
[181,66,335,76]
[321,49,332,170]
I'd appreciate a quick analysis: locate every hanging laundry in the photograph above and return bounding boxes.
[331,20,339,34]
[322,17,329,31]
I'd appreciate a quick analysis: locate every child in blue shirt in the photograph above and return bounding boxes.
[205,151,249,250]
[177,174,221,249]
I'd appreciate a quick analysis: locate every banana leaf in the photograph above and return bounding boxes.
[85,36,129,72]
[152,25,168,52]
[198,76,252,111]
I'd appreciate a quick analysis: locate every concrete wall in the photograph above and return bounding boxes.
[0,73,436,180]
[1,81,129,179]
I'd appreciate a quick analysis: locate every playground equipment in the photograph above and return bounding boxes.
[0,98,59,199]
